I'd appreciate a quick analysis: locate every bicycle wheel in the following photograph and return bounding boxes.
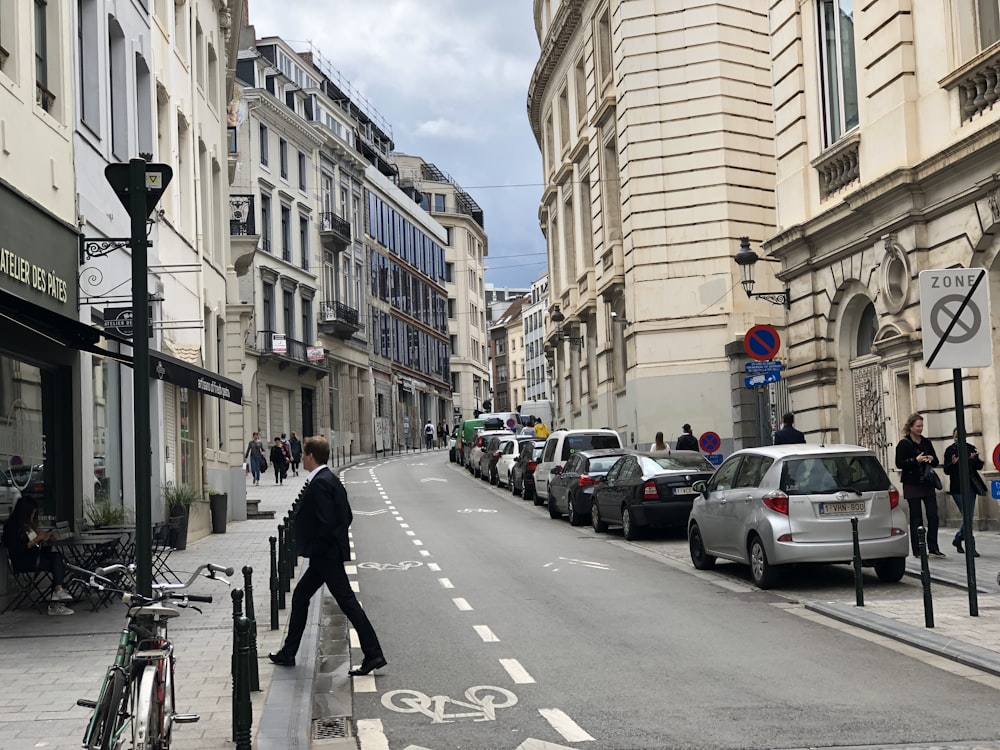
[132,665,163,750]
[84,668,125,750]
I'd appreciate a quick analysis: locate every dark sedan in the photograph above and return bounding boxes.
[547,448,628,526]
[592,450,716,540]
[510,440,546,502]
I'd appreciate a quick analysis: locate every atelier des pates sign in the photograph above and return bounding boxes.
[0,246,69,304]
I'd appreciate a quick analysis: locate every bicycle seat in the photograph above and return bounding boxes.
[128,604,181,619]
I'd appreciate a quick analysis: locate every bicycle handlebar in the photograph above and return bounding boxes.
[67,561,231,602]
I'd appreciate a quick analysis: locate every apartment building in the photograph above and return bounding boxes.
[527,1,780,451]
[489,297,527,413]
[393,153,490,423]
[764,2,1000,524]
[523,275,550,402]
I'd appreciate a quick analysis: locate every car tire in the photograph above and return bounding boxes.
[548,496,561,519]
[490,468,498,486]
[688,524,716,570]
[874,556,906,583]
[511,476,520,496]
[532,489,544,506]
[567,498,584,526]
[622,506,641,541]
[749,535,778,589]
[592,500,608,533]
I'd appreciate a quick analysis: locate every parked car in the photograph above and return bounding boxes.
[458,419,486,467]
[535,429,623,502]
[687,444,909,589]
[469,430,512,478]
[547,448,629,525]
[510,440,546,501]
[495,436,537,488]
[592,450,715,540]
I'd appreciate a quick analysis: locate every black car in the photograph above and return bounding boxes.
[510,440,546,501]
[591,450,716,540]
[547,448,628,525]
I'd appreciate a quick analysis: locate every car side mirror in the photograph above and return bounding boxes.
[551,466,562,476]
[692,479,708,497]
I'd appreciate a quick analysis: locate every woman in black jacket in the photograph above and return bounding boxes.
[894,413,944,557]
[943,428,985,555]
[269,437,290,484]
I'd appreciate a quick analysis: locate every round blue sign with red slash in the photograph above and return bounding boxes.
[700,431,721,454]
[744,324,781,362]
[992,443,1000,473]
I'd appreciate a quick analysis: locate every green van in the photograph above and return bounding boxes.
[457,419,485,467]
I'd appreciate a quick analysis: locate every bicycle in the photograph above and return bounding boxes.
[69,561,233,750]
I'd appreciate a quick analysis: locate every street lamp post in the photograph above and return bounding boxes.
[734,236,791,309]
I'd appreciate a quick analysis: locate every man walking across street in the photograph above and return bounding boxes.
[676,424,699,451]
[269,436,387,675]
[773,412,806,445]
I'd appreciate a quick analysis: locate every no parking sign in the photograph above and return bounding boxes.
[699,431,721,454]
[743,325,781,362]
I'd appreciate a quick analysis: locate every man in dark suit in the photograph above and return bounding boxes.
[773,412,807,445]
[676,424,699,451]
[269,436,386,675]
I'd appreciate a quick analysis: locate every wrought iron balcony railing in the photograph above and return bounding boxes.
[229,194,256,236]
[319,212,351,249]
[251,330,328,370]
[319,300,364,339]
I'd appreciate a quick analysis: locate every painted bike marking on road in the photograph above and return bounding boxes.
[357,561,424,572]
[354,509,389,516]
[457,508,498,513]
[556,556,612,570]
[421,477,447,483]
[474,625,500,642]
[381,686,518,724]
[438,578,455,589]
[537,709,595,743]
[499,659,536,684]
[453,597,473,611]
[427,563,441,572]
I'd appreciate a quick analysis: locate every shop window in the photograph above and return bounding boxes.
[179,387,193,486]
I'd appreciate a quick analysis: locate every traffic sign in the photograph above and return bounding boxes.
[993,480,1000,501]
[744,360,785,373]
[992,443,1000,473]
[743,324,781,362]
[705,453,724,467]
[105,162,173,218]
[699,431,721,453]
[744,371,781,388]
[919,269,992,369]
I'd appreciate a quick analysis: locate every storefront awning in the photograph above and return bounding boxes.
[148,349,243,405]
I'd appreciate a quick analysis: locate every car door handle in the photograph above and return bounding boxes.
[719,497,728,505]
[744,495,753,502]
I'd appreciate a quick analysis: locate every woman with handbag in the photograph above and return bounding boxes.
[943,427,986,556]
[895,413,945,558]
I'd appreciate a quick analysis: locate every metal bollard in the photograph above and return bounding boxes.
[918,526,934,628]
[277,525,288,609]
[851,516,864,607]
[268,536,279,630]
[242,566,260,692]
[350,443,353,463]
[234,615,253,750]
[231,588,244,742]
[281,516,292,593]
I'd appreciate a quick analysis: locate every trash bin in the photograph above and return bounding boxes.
[210,492,228,534]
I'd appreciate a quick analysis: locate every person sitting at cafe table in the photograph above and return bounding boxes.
[2,497,75,615]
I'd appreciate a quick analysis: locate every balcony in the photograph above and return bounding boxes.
[249,329,329,378]
[812,133,860,200]
[228,194,259,275]
[319,211,351,252]
[318,300,363,340]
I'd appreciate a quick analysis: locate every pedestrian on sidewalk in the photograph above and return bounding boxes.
[270,436,290,484]
[424,420,435,449]
[652,431,668,451]
[2,497,75,615]
[244,431,265,485]
[895,413,945,558]
[773,412,806,444]
[269,435,387,675]
[289,432,302,477]
[676,425,698,451]
[943,427,986,556]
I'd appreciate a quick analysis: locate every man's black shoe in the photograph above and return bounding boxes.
[268,652,295,667]
[349,655,387,676]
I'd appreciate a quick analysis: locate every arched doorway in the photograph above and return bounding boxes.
[838,295,888,466]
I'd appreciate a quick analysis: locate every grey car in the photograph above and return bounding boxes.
[688,444,909,589]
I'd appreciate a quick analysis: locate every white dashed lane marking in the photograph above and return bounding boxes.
[538,708,595,742]
[453,597,473,611]
[499,658,535,684]
[427,563,441,572]
[474,625,500,642]
[418,550,431,557]
[438,578,454,589]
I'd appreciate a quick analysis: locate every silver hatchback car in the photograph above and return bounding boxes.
[688,444,909,589]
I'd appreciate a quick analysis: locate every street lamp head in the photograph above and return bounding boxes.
[550,304,565,325]
[734,236,759,296]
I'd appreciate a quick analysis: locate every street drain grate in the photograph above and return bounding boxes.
[312,717,351,740]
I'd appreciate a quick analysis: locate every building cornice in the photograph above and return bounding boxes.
[244,90,326,150]
[527,0,584,145]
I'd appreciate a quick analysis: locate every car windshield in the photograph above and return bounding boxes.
[651,454,716,471]
[780,455,890,495]
[562,434,619,459]
[588,457,623,473]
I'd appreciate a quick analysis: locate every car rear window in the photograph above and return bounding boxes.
[780,455,890,495]
[651,454,716,472]
[561,434,620,460]
[587,456,622,473]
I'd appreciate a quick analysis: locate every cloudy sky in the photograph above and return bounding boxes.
[247,0,548,290]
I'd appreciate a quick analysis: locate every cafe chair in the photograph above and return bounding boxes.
[2,546,55,613]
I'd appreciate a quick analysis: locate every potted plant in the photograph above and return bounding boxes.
[85,500,127,529]
[208,489,228,534]
[163,482,201,550]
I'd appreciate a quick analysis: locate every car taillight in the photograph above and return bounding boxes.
[642,481,659,500]
[527,461,537,471]
[762,491,789,515]
[579,474,594,488]
[476,437,484,447]
[888,487,899,509]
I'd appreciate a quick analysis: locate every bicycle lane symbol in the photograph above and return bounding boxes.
[382,686,518,723]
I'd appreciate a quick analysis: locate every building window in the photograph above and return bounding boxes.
[818,0,859,146]
[78,0,100,129]
[260,193,272,253]
[279,138,288,179]
[262,282,274,331]
[259,123,269,166]
[35,0,48,90]
[109,21,127,157]
[283,290,294,339]
[281,204,291,261]
[301,298,312,343]
[856,301,877,357]
[299,214,309,270]
[298,151,307,191]
[434,194,446,212]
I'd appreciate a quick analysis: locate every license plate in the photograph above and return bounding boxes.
[672,486,697,495]
[818,501,865,515]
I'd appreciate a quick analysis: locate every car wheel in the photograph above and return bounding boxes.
[511,475,520,496]
[622,506,641,541]
[567,498,583,526]
[490,468,498,486]
[874,556,906,583]
[524,484,534,501]
[532,489,544,506]
[592,500,608,533]
[548,496,561,519]
[749,535,778,589]
[688,523,716,570]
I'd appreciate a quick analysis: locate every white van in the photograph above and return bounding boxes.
[518,400,555,429]
[534,428,623,502]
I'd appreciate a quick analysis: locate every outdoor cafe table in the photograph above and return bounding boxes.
[55,533,131,610]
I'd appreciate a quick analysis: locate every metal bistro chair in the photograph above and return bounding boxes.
[2,544,55,613]
[151,522,182,584]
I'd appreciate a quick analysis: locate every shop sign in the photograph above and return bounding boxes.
[0,247,68,305]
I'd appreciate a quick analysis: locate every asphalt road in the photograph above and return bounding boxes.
[346,453,1000,750]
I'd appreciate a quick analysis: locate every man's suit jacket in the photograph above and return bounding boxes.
[294,467,352,561]
[773,425,806,445]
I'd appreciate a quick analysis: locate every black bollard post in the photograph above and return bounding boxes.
[268,536,279,630]
[281,516,292,593]
[242,566,260,692]
[918,526,934,628]
[350,443,353,463]
[851,517,864,607]
[276,525,287,609]
[231,588,244,742]
[234,615,253,750]
[285,512,297,575]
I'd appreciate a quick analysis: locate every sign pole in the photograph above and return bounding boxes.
[953,368,978,616]
[129,158,152,598]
